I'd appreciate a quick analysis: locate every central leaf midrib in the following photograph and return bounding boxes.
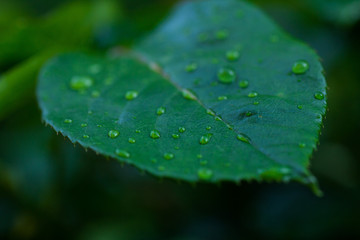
[131,51,307,176]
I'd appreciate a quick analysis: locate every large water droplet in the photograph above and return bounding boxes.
[314,92,324,100]
[70,76,94,91]
[217,68,236,84]
[163,153,174,160]
[125,91,138,100]
[199,134,212,145]
[198,168,213,180]
[292,60,309,74]
[157,107,166,116]
[115,149,130,158]
[108,130,120,139]
[150,130,161,139]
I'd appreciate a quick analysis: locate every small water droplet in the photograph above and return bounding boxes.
[292,60,309,74]
[198,168,213,180]
[314,92,324,100]
[215,116,222,121]
[206,126,212,130]
[163,153,174,160]
[81,123,87,127]
[253,101,260,105]
[182,89,197,100]
[172,134,180,139]
[197,154,203,159]
[215,29,229,40]
[226,50,240,61]
[151,158,157,163]
[88,64,102,74]
[64,119,73,124]
[199,134,212,145]
[128,138,136,144]
[178,127,186,133]
[156,107,166,116]
[206,109,216,116]
[174,146,180,150]
[218,95,228,101]
[115,149,130,158]
[91,90,100,98]
[135,129,141,133]
[185,63,198,72]
[297,105,303,110]
[239,80,249,88]
[200,160,208,166]
[299,143,306,148]
[150,130,161,139]
[248,92,258,98]
[108,130,120,139]
[217,67,236,84]
[97,124,102,128]
[83,135,90,139]
[70,76,94,91]
[237,134,250,143]
[125,91,138,100]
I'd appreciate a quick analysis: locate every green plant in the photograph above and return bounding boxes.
[36,0,326,194]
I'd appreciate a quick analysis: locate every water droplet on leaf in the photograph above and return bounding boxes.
[239,80,249,88]
[218,67,236,84]
[237,134,250,143]
[163,153,174,160]
[150,130,161,139]
[108,130,120,139]
[226,50,240,61]
[156,107,166,116]
[198,168,213,180]
[292,60,309,74]
[115,149,130,158]
[314,92,324,100]
[178,127,186,133]
[125,91,138,100]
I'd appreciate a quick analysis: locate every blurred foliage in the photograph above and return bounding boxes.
[0,0,360,239]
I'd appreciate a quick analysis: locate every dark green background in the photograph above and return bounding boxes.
[0,0,359,239]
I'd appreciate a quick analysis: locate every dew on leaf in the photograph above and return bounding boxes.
[206,109,216,116]
[163,153,174,160]
[292,60,309,74]
[182,89,197,100]
[200,160,208,166]
[150,130,161,139]
[156,107,166,116]
[239,80,249,88]
[226,50,240,61]
[297,105,303,110]
[135,129,141,133]
[218,95,228,101]
[91,90,100,98]
[314,92,325,100]
[299,143,306,148]
[200,134,212,145]
[128,138,136,144]
[81,123,87,127]
[185,63,198,72]
[88,64,102,74]
[215,29,229,40]
[178,127,186,133]
[70,76,93,91]
[248,91,258,98]
[64,119,73,124]
[253,101,260,105]
[115,149,130,158]
[172,134,180,139]
[237,134,250,143]
[83,135,90,139]
[108,130,120,139]
[198,168,213,180]
[197,154,203,159]
[215,116,221,121]
[217,67,236,84]
[125,90,138,100]
[206,126,212,130]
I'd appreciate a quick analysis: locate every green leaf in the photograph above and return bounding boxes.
[37,0,327,194]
